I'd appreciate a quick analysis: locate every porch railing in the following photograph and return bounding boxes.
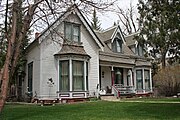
[112,84,135,98]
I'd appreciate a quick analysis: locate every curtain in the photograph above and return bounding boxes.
[144,70,150,90]
[60,61,69,91]
[73,26,79,42]
[73,61,84,91]
[136,70,143,90]
[65,23,72,41]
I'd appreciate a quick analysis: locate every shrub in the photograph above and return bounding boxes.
[153,65,180,96]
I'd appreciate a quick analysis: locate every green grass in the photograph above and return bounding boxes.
[121,97,180,103]
[1,99,180,120]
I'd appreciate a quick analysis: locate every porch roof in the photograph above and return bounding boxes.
[135,60,151,67]
[99,51,151,68]
[99,52,135,66]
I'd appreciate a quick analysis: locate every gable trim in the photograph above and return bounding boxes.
[111,25,126,45]
[74,7,104,50]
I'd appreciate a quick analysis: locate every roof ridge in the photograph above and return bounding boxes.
[102,25,117,33]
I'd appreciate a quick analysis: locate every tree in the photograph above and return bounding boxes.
[153,65,180,96]
[91,8,101,31]
[116,3,139,35]
[136,0,180,68]
[0,0,116,113]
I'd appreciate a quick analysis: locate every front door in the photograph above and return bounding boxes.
[114,68,123,85]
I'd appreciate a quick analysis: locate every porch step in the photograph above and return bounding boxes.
[100,95,120,101]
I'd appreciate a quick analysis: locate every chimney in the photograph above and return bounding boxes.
[117,20,120,25]
[35,32,40,39]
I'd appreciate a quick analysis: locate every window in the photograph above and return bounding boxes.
[65,22,80,42]
[73,61,84,91]
[112,38,122,53]
[136,70,143,90]
[59,59,88,92]
[144,70,150,90]
[28,62,33,92]
[86,62,88,90]
[59,61,69,91]
[136,44,143,56]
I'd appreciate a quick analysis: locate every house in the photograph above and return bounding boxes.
[22,5,152,102]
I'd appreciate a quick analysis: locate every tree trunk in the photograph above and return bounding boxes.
[0,1,18,112]
[0,0,39,112]
[162,52,166,69]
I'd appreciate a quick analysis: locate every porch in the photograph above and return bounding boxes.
[99,65,153,97]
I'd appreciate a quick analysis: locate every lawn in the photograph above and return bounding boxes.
[0,99,180,120]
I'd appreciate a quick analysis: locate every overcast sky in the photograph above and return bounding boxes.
[99,0,139,29]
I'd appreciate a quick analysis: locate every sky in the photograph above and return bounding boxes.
[0,0,139,32]
[98,0,139,29]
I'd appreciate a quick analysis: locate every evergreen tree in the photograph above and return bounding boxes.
[136,0,180,68]
[91,8,101,31]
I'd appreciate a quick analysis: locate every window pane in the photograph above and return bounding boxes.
[65,24,72,41]
[137,45,143,56]
[60,61,69,91]
[112,40,116,52]
[73,26,79,42]
[28,62,33,92]
[116,40,121,52]
[73,61,84,91]
[136,70,143,90]
[112,38,122,52]
[144,70,150,90]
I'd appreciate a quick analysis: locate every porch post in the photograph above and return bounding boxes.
[149,68,153,92]
[84,61,87,91]
[111,66,114,86]
[142,69,145,93]
[69,58,73,98]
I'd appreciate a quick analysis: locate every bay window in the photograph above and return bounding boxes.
[59,59,88,92]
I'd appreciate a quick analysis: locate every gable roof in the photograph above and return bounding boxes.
[125,32,139,46]
[96,25,126,44]
[95,26,116,42]
[27,4,104,51]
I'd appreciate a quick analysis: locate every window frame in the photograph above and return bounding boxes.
[112,38,122,53]
[59,60,70,92]
[136,69,143,90]
[28,62,33,92]
[144,69,150,90]
[64,22,80,43]
[136,44,143,56]
[72,60,84,91]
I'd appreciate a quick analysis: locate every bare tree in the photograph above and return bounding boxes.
[116,3,139,36]
[0,0,116,112]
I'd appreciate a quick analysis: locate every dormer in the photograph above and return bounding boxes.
[125,32,144,57]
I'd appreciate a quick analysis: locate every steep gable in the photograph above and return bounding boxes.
[27,5,104,51]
